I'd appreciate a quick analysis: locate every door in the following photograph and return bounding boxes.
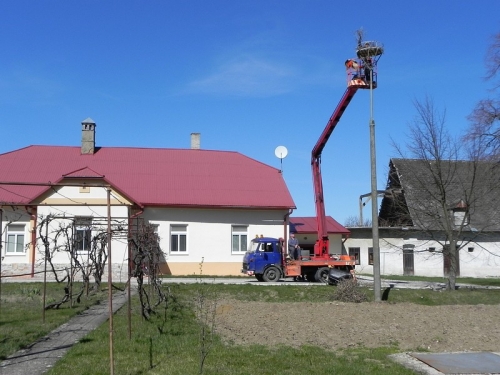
[402,244,414,276]
[255,242,281,273]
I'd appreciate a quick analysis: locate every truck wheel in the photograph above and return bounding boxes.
[315,267,329,283]
[255,274,264,282]
[263,266,281,282]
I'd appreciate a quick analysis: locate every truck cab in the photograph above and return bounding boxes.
[242,236,355,283]
[241,237,284,282]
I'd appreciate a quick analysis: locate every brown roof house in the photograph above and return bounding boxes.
[345,158,500,278]
[0,119,296,279]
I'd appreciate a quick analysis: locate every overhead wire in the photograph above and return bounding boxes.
[49,186,106,219]
[0,185,35,201]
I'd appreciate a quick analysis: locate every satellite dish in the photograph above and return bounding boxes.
[274,146,288,173]
[274,146,288,159]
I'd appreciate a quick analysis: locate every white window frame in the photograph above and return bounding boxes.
[170,224,187,254]
[231,225,248,254]
[75,217,92,253]
[5,224,26,255]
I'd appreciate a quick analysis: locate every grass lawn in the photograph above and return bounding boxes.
[3,277,499,374]
[0,282,112,360]
[45,282,500,375]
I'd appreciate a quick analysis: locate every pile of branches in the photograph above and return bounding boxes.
[331,279,368,303]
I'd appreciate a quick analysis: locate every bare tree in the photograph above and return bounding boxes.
[465,32,500,159]
[37,213,170,317]
[389,97,500,290]
[129,223,168,321]
[37,214,127,308]
[344,216,371,227]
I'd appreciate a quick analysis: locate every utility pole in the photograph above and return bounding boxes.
[369,78,381,302]
[356,30,384,301]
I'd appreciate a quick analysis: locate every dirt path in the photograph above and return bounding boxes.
[215,300,500,352]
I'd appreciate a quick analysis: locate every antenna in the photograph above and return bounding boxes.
[274,145,288,173]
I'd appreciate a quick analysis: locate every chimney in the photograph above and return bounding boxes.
[81,118,96,155]
[191,132,200,149]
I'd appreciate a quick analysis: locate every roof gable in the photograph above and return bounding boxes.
[379,158,500,231]
[63,167,105,178]
[33,183,132,206]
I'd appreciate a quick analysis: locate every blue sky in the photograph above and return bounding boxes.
[1,1,499,225]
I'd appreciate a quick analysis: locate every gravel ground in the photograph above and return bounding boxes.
[214,300,500,352]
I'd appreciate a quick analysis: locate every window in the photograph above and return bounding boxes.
[348,247,360,265]
[468,247,474,253]
[232,226,248,253]
[6,224,25,254]
[75,217,92,252]
[368,247,373,265]
[170,224,187,253]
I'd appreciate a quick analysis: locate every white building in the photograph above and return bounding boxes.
[345,158,500,278]
[0,119,296,280]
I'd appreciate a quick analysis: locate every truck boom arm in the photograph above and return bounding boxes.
[311,85,359,257]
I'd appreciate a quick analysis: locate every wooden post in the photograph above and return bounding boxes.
[107,188,114,375]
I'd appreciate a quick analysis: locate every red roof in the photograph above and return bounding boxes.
[290,216,350,235]
[0,146,295,209]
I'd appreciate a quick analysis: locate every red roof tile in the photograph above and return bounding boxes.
[290,216,350,235]
[0,146,295,209]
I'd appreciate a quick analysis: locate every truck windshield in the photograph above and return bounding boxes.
[249,241,274,252]
[249,241,260,252]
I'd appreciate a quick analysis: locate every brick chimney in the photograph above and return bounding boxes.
[81,118,96,155]
[191,132,200,149]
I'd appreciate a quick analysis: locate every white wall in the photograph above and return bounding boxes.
[1,183,290,277]
[294,233,345,255]
[0,207,32,267]
[143,207,288,265]
[0,183,131,279]
[37,204,130,267]
[345,229,500,278]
